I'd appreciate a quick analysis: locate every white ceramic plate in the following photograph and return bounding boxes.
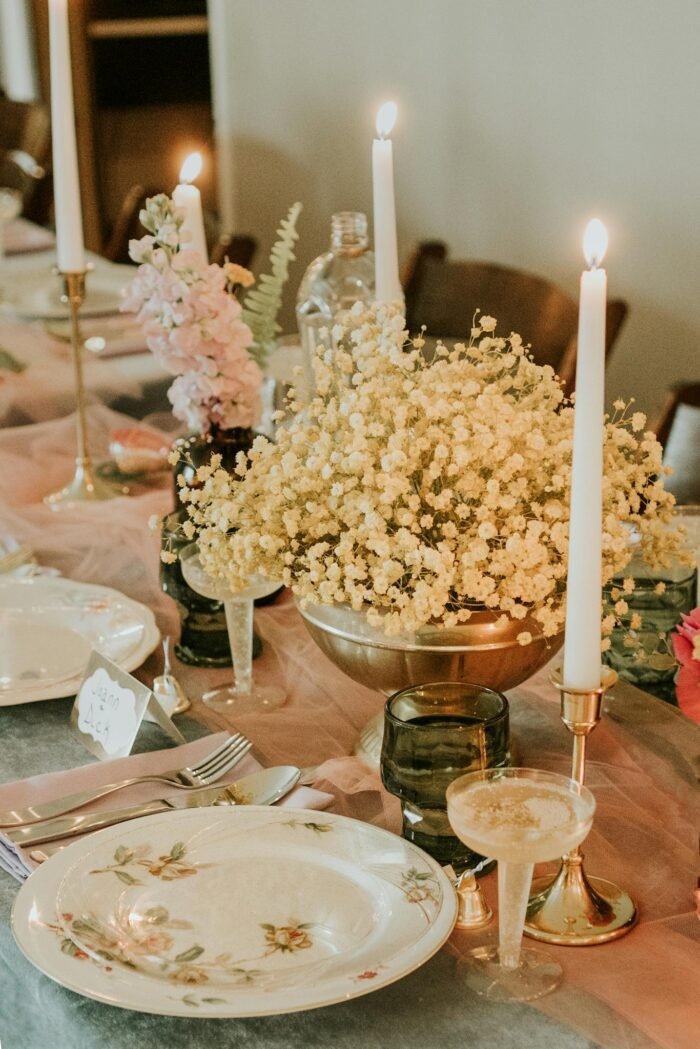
[0,577,160,705]
[0,618,91,691]
[2,264,135,320]
[13,807,456,1017]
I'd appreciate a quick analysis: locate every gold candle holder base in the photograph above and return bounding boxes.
[44,458,126,507]
[44,269,126,508]
[524,666,638,946]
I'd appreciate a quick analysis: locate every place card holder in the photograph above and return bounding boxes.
[70,651,185,760]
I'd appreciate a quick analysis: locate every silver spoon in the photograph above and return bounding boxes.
[153,637,190,715]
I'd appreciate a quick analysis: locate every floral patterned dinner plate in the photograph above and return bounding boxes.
[0,577,160,705]
[12,807,457,1017]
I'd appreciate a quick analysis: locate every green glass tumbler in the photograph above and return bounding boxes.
[380,681,510,874]
[603,559,697,704]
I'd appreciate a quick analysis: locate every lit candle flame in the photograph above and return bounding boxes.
[375,101,398,139]
[583,218,608,269]
[179,152,202,185]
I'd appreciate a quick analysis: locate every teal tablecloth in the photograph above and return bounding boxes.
[3,678,697,1049]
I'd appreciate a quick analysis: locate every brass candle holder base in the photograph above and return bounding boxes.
[44,269,126,508]
[44,457,125,507]
[524,666,638,946]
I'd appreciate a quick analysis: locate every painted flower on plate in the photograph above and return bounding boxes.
[262,920,314,954]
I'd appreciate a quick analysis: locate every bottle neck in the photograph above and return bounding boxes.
[331,211,368,257]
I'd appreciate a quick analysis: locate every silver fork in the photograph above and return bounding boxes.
[0,733,252,828]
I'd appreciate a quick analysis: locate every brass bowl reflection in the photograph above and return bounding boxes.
[298,602,563,766]
[298,601,563,697]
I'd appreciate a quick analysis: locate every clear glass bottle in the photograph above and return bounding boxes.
[296,211,375,396]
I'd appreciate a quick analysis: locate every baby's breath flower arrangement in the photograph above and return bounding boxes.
[178,303,687,641]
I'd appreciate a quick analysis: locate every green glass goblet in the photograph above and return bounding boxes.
[380,681,509,873]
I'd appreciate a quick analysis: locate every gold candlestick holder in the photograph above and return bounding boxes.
[44,269,125,508]
[524,666,638,945]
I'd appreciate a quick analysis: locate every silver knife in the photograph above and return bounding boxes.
[7,766,300,848]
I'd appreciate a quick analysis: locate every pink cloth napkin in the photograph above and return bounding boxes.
[0,732,332,881]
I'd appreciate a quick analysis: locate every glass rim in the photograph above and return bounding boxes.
[384,680,509,730]
[612,564,697,587]
[446,766,595,815]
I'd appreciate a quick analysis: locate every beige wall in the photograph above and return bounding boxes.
[215,0,700,420]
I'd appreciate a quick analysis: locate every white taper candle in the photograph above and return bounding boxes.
[372,101,402,304]
[173,152,208,262]
[48,0,85,272]
[562,218,609,691]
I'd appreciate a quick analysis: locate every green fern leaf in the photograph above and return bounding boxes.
[242,202,302,366]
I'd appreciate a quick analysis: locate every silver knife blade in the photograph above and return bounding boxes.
[8,766,300,848]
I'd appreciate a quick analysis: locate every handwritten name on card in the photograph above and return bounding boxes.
[71,652,158,760]
[76,666,140,755]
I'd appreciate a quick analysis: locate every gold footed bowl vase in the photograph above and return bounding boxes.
[297,602,563,766]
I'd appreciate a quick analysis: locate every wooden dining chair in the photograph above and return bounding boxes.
[403,241,628,396]
[210,232,257,270]
[0,95,52,223]
[653,382,700,504]
[102,183,158,264]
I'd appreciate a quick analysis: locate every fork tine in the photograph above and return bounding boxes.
[202,740,252,782]
[201,738,252,780]
[193,735,248,778]
[190,733,245,777]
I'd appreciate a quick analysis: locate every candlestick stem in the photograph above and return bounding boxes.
[524,666,638,945]
[571,732,586,785]
[44,270,125,507]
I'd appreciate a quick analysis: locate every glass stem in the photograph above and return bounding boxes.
[224,599,253,695]
[498,861,534,970]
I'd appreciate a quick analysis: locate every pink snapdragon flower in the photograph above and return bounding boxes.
[673,607,700,723]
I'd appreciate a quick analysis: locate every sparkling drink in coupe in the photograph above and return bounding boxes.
[447,768,595,1001]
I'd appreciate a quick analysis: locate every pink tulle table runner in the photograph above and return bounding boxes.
[0,405,698,1049]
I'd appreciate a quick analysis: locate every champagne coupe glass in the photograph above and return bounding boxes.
[446,768,595,1001]
[180,543,285,713]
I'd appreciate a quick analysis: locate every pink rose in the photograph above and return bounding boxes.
[674,607,700,723]
[673,608,700,666]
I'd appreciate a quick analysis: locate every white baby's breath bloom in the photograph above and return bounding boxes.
[178,303,688,638]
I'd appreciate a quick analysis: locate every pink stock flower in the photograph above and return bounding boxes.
[673,608,700,723]
[123,195,261,433]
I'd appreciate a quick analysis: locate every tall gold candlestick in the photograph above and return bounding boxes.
[523,666,638,945]
[44,270,124,507]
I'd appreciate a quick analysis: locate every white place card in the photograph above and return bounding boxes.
[71,652,185,760]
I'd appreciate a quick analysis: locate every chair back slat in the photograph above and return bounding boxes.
[403,242,628,395]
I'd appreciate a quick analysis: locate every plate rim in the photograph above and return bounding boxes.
[11,806,457,1018]
[0,577,160,705]
[2,264,135,321]
[0,617,92,692]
